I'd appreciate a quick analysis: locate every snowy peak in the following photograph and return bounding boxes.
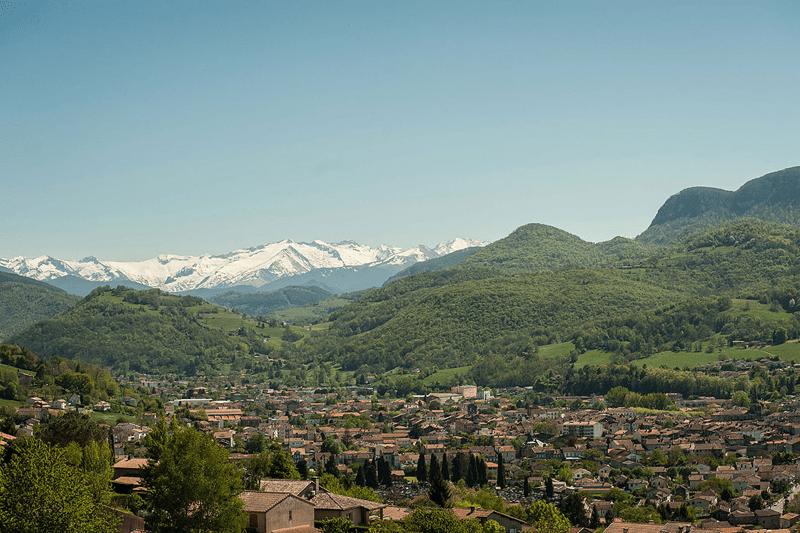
[0,237,488,293]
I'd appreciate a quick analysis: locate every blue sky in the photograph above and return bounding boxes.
[2,1,799,261]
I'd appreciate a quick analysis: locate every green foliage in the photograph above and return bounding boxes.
[208,286,334,318]
[6,286,273,375]
[0,437,120,533]
[318,473,382,503]
[319,517,354,533]
[0,272,80,340]
[142,426,245,533]
[404,508,484,533]
[36,411,108,448]
[528,500,570,533]
[429,471,452,507]
[244,440,300,489]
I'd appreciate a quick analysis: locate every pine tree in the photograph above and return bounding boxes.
[441,453,450,481]
[416,452,428,483]
[497,454,506,489]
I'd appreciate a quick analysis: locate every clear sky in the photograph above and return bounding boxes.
[2,1,799,261]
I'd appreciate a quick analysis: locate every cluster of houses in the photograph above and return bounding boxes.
[7,358,800,533]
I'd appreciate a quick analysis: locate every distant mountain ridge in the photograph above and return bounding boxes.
[0,237,486,296]
[638,166,800,244]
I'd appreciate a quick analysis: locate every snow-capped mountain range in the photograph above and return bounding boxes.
[0,238,486,295]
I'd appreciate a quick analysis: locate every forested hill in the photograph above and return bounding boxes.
[208,285,334,317]
[283,218,800,385]
[638,166,800,245]
[0,272,80,340]
[455,223,653,273]
[5,286,308,376]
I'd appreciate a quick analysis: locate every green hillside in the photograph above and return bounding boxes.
[282,218,800,388]
[208,285,335,317]
[6,286,310,376]
[457,223,653,273]
[0,272,80,340]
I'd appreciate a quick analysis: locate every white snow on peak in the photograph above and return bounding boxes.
[0,236,488,291]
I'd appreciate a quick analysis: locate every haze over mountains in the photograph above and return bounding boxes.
[0,238,485,296]
[1,166,799,298]
[3,166,800,381]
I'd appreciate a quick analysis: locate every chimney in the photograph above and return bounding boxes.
[312,476,319,497]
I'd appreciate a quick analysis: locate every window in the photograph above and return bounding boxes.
[289,511,293,521]
[249,513,258,528]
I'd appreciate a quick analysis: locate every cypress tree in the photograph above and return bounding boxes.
[477,457,488,486]
[590,505,601,528]
[325,454,338,477]
[378,456,392,487]
[429,471,452,508]
[429,454,440,482]
[523,476,530,497]
[467,454,477,487]
[355,464,366,487]
[441,453,450,481]
[497,454,506,489]
[451,452,465,483]
[416,451,427,483]
[545,476,554,498]
[365,459,379,489]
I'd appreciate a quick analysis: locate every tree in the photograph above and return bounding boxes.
[467,454,478,487]
[142,426,246,533]
[545,476,554,498]
[0,437,119,533]
[590,505,601,529]
[429,454,440,482]
[417,452,428,483]
[429,471,452,508]
[404,508,483,533]
[326,454,339,477]
[36,411,107,448]
[523,476,530,497]
[319,517,353,533]
[356,464,366,487]
[451,452,466,483]
[365,459,379,490]
[497,454,506,489]
[244,442,301,489]
[477,457,488,486]
[560,493,588,526]
[528,500,570,533]
[297,458,309,480]
[441,453,450,481]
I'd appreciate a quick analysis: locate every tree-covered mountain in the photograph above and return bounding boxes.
[4,286,304,376]
[284,217,800,384]
[207,285,334,317]
[638,166,800,245]
[456,224,654,273]
[0,272,80,340]
[383,247,481,285]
